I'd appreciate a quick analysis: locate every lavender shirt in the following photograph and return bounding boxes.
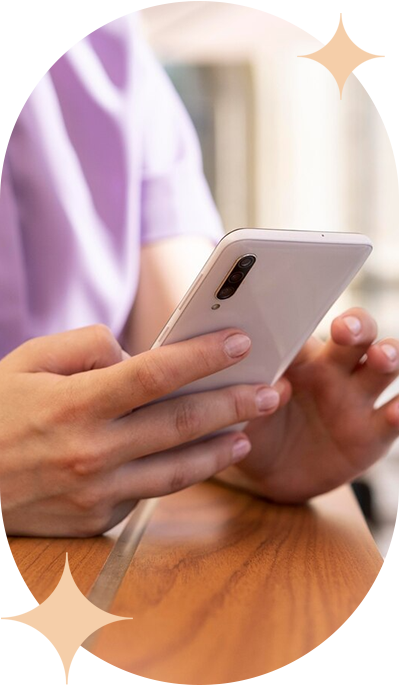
[0,16,222,358]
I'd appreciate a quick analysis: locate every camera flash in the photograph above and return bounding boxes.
[211,304,220,310]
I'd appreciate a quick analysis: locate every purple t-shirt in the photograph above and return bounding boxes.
[0,15,222,358]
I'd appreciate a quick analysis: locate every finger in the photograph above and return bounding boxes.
[8,325,123,374]
[320,308,378,372]
[354,339,399,397]
[112,383,280,462]
[273,377,292,408]
[372,394,399,439]
[289,336,323,368]
[77,328,252,419]
[115,432,252,500]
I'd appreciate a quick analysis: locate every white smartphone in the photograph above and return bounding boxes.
[152,228,372,400]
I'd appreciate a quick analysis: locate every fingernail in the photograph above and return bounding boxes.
[224,333,251,358]
[343,316,362,335]
[256,387,280,412]
[381,343,398,362]
[232,437,251,462]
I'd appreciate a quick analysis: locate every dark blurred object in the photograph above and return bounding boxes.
[352,479,375,524]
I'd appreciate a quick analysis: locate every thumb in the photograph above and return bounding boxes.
[287,335,323,370]
[5,325,125,375]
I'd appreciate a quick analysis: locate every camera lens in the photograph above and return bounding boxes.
[217,285,236,300]
[238,255,256,269]
[228,271,244,284]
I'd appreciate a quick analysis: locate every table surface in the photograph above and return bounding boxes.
[8,481,382,684]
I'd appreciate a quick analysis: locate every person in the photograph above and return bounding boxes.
[1,16,398,537]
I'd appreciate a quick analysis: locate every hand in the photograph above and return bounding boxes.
[0,325,280,537]
[219,308,399,503]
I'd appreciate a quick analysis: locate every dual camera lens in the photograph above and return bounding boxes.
[216,254,256,300]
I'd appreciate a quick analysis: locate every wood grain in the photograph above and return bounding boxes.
[0,483,399,685]
[88,482,382,683]
[8,534,115,603]
[86,498,158,613]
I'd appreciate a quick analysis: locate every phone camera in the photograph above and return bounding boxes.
[216,253,256,301]
[217,285,236,300]
[228,271,244,284]
[238,255,256,269]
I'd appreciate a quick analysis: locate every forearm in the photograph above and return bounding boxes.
[122,235,215,355]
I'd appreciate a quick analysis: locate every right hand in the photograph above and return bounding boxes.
[0,325,282,537]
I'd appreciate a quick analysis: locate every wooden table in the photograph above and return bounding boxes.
[8,482,382,683]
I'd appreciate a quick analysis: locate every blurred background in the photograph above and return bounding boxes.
[139,2,399,555]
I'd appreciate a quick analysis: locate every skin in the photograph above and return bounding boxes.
[0,325,277,537]
[1,236,398,536]
[220,308,399,502]
[127,236,399,503]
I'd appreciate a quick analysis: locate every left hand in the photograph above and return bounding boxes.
[220,307,399,503]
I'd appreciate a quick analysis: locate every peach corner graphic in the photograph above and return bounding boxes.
[299,12,384,100]
[2,554,130,685]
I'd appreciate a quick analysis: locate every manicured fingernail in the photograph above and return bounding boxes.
[343,316,362,335]
[232,437,251,462]
[381,343,398,362]
[224,333,251,358]
[256,387,280,412]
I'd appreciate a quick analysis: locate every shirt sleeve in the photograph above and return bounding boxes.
[135,32,224,246]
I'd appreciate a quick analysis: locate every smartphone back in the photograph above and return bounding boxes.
[153,229,372,396]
